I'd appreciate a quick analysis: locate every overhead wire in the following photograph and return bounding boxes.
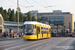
[25,0,42,11]
[8,0,31,10]
[32,0,49,12]
[44,0,53,8]
[8,0,50,12]
[44,0,50,6]
[44,0,54,11]
[33,0,44,7]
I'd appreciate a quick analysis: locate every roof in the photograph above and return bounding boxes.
[24,21,51,27]
[3,21,23,26]
[24,12,71,16]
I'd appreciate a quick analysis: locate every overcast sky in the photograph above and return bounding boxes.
[0,0,75,21]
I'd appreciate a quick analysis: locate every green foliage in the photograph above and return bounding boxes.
[32,16,36,21]
[23,12,38,22]
[19,12,23,22]
[15,11,17,22]
[0,7,40,22]
[9,9,16,22]
[37,18,41,22]
[3,10,8,21]
[27,12,32,21]
[0,7,23,22]
[7,8,11,15]
[23,16,28,22]
[0,7,3,14]
[7,8,11,21]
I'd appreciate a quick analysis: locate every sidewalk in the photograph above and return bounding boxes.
[0,38,22,41]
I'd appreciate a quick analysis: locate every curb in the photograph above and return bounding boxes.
[0,38,22,41]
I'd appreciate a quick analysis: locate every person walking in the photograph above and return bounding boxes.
[17,32,19,38]
[6,32,9,38]
[70,32,72,37]
[68,32,71,37]
[10,33,12,38]
[13,33,15,38]
[19,33,21,38]
[3,32,6,38]
[21,32,23,38]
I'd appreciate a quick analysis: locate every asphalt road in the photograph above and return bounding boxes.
[0,37,75,50]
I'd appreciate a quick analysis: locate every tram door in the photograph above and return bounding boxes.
[36,26,41,39]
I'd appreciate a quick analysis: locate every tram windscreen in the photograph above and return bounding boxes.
[24,25,34,35]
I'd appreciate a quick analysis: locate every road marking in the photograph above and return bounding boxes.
[35,46,43,50]
[4,39,50,50]
[0,42,26,48]
[35,40,59,50]
[4,38,69,50]
[20,41,49,50]
[33,38,70,50]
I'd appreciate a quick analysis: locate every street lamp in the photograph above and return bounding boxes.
[69,22,71,33]
[17,0,19,32]
[63,25,66,36]
[36,10,37,21]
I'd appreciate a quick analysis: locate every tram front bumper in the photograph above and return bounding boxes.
[23,35,37,39]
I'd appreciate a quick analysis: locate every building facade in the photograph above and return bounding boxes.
[24,10,74,32]
[0,14,23,33]
[3,21,23,32]
[24,10,38,19]
[38,10,74,32]
[0,14,4,33]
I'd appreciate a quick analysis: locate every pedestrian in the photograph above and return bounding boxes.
[3,32,6,38]
[19,33,21,38]
[68,32,70,37]
[17,32,19,38]
[10,33,12,38]
[70,32,72,37]
[6,32,9,38]
[13,33,15,38]
[21,32,23,38]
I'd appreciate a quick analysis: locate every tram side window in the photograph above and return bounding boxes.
[46,28,48,33]
[44,28,46,33]
[37,27,40,34]
[45,28,48,33]
[41,27,43,34]
[34,25,36,35]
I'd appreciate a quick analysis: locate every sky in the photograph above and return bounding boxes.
[0,0,75,21]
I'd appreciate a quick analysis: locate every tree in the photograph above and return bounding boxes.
[15,11,17,22]
[23,16,28,22]
[7,8,11,15]
[9,9,16,22]
[37,18,41,22]
[0,7,4,20]
[3,10,8,21]
[32,16,36,21]
[0,7,3,14]
[0,7,23,22]
[27,12,32,21]
[16,7,23,22]
[7,8,11,20]
[19,12,23,22]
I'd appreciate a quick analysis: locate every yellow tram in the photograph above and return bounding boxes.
[23,21,51,40]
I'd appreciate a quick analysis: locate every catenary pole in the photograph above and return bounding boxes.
[17,0,19,32]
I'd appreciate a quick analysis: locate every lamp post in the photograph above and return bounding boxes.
[64,26,65,36]
[69,22,71,33]
[57,24,58,34]
[36,10,37,21]
[17,0,19,32]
